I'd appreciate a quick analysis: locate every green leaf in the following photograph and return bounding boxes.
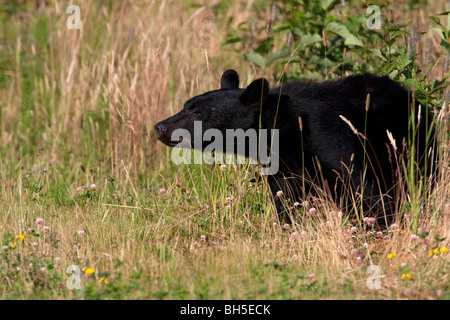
[326,22,364,46]
[221,37,243,46]
[271,25,291,33]
[267,49,292,66]
[431,27,445,41]
[320,0,334,10]
[389,69,398,79]
[439,39,450,54]
[390,30,408,39]
[428,16,441,26]
[368,48,387,62]
[298,33,322,49]
[434,234,447,242]
[402,78,422,89]
[396,54,412,69]
[448,13,450,31]
[385,39,396,47]
[243,53,267,69]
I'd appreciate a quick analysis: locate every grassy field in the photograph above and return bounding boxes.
[0,0,449,300]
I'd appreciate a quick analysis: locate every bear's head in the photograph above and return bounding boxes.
[155,70,269,151]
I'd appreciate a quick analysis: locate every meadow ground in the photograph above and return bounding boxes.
[0,0,448,300]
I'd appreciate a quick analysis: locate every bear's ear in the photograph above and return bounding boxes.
[240,78,269,106]
[220,69,240,89]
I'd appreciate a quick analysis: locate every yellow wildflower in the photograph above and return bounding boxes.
[15,234,24,240]
[387,252,396,259]
[85,268,95,275]
[11,242,17,248]
[401,273,412,280]
[99,277,109,284]
[429,250,434,256]
[433,249,440,255]
[440,247,448,253]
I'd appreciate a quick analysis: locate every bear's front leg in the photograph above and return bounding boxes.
[349,171,396,227]
[359,181,395,227]
[267,173,303,224]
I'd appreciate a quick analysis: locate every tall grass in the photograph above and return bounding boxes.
[0,0,448,300]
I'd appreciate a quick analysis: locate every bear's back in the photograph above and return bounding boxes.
[273,74,409,113]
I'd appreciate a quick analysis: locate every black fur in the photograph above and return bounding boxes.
[155,70,436,226]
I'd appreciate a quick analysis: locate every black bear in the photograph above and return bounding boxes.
[155,69,435,226]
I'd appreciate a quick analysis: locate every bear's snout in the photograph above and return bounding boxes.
[155,120,183,147]
[155,121,167,136]
[154,121,171,144]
